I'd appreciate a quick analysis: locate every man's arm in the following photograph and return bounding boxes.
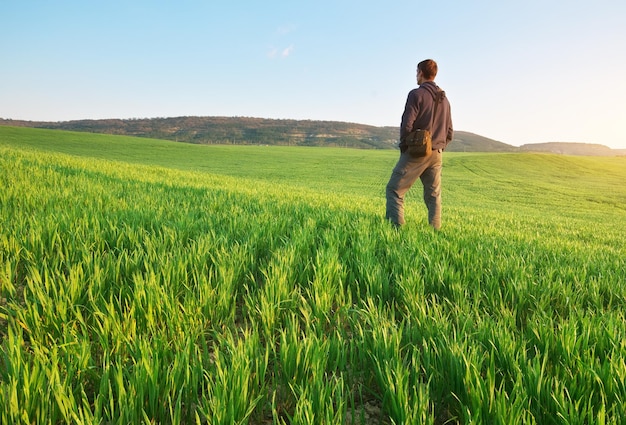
[400,90,418,140]
[446,101,453,144]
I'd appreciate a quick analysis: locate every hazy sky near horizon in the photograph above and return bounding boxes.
[2,0,626,149]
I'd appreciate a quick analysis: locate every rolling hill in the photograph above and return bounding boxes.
[519,142,626,156]
[1,116,623,155]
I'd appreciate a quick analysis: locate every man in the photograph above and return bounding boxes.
[385,59,453,230]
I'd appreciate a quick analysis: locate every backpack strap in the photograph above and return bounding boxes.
[428,89,444,133]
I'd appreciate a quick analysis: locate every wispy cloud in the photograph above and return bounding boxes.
[267,23,296,59]
[281,44,294,57]
[267,44,295,59]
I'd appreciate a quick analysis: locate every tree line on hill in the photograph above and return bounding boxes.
[1,116,623,155]
[1,117,398,149]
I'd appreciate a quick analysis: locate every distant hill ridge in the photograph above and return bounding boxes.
[1,116,624,155]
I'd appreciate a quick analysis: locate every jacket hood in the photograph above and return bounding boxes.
[419,81,442,98]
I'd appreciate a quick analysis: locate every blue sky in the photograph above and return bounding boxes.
[2,0,626,148]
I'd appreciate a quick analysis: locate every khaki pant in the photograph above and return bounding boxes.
[385,150,443,229]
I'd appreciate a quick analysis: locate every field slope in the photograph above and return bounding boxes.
[1,127,626,424]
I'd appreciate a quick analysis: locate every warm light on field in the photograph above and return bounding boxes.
[1,127,625,424]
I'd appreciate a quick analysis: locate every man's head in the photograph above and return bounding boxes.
[417,59,438,85]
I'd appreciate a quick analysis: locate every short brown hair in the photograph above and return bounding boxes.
[418,59,438,80]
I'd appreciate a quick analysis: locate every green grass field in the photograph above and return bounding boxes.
[1,126,625,424]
